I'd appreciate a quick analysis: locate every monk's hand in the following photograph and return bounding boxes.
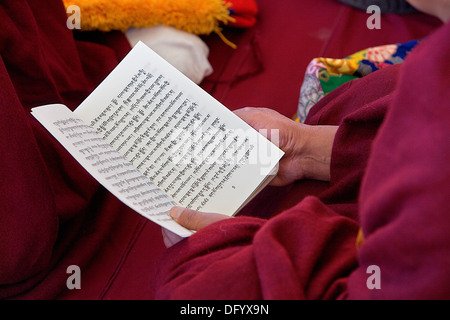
[234,107,338,185]
[162,206,231,248]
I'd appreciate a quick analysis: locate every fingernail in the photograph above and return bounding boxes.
[169,206,183,221]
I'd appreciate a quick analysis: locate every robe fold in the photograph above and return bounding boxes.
[153,22,450,300]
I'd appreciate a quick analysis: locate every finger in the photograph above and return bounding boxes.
[233,107,259,123]
[233,109,250,124]
[232,107,283,140]
[169,206,231,231]
[161,227,184,248]
[232,106,254,115]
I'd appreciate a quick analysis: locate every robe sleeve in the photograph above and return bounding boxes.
[346,21,450,299]
[154,197,360,299]
[154,22,450,300]
[152,69,399,299]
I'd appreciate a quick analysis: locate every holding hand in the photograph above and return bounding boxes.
[234,107,338,185]
[162,107,339,247]
[162,206,231,247]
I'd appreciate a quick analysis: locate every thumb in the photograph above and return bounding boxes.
[169,206,231,231]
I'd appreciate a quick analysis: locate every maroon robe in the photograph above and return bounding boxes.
[153,22,450,299]
[0,0,446,299]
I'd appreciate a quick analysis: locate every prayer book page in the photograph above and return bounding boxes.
[32,42,284,236]
[32,104,192,237]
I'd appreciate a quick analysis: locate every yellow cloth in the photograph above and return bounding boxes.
[63,0,234,36]
[356,228,365,249]
[315,49,366,76]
